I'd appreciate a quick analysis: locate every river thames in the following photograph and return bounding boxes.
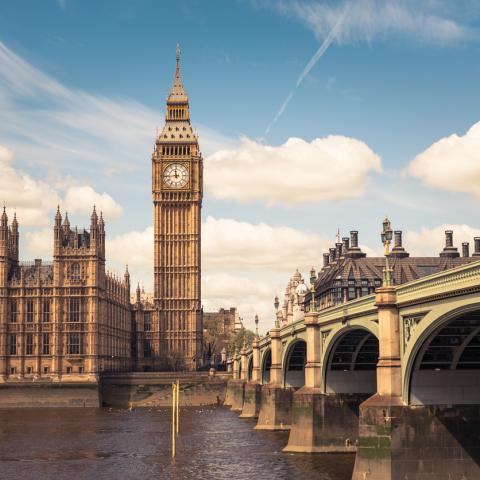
[0,406,354,480]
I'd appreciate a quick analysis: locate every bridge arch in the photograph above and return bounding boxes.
[282,339,307,388]
[247,355,253,381]
[322,324,379,394]
[404,302,480,405]
[260,348,271,385]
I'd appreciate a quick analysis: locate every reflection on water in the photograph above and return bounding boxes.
[0,406,354,480]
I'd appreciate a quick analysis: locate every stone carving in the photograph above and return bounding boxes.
[403,314,426,348]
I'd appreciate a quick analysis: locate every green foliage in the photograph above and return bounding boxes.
[228,328,255,355]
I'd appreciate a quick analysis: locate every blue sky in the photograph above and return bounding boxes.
[1,0,480,330]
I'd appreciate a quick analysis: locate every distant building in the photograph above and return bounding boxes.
[275,229,480,327]
[203,308,241,367]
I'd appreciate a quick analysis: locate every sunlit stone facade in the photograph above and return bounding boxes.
[0,207,131,382]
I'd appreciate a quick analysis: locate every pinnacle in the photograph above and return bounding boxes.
[167,43,188,103]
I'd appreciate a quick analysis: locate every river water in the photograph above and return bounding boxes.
[0,406,354,480]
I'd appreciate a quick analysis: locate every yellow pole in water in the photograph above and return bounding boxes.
[176,379,179,435]
[172,382,176,458]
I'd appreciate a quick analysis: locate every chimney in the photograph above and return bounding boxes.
[329,247,336,263]
[462,242,470,258]
[336,242,343,259]
[391,230,409,258]
[342,236,350,252]
[440,230,459,258]
[345,230,366,259]
[473,237,480,257]
[445,230,453,248]
[323,253,330,268]
[350,231,358,248]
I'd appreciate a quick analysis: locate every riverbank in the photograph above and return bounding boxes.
[0,372,229,408]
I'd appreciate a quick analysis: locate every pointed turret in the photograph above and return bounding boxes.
[11,212,18,230]
[63,212,70,231]
[1,206,7,227]
[10,212,19,259]
[91,205,98,225]
[55,205,62,225]
[99,212,105,231]
[136,282,141,304]
[124,264,130,285]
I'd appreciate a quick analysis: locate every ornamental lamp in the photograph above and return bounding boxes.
[381,216,394,287]
[274,295,279,312]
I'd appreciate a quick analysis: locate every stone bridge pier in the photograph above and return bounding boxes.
[224,351,245,411]
[240,336,262,418]
[285,310,378,454]
[255,324,293,430]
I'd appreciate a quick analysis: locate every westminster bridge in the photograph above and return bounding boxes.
[225,261,480,480]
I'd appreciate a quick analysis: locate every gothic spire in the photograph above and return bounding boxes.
[167,43,188,104]
[55,205,62,225]
[12,211,18,230]
[1,206,7,227]
[91,205,98,225]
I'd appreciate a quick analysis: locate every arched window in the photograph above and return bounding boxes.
[70,263,80,281]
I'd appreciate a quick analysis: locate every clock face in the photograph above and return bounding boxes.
[163,163,189,189]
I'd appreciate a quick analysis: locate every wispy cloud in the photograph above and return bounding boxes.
[272,0,476,46]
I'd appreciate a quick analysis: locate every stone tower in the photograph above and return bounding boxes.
[152,46,203,370]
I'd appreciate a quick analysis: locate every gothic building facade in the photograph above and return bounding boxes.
[0,207,131,382]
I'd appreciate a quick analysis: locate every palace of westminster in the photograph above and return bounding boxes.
[1,47,479,382]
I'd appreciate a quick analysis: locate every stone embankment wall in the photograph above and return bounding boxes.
[0,382,100,408]
[101,372,229,407]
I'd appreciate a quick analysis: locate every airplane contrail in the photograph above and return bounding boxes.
[263,7,349,139]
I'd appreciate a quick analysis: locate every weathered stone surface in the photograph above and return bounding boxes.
[228,379,245,411]
[101,373,227,407]
[352,396,480,480]
[284,388,367,453]
[0,382,100,408]
[240,382,262,418]
[255,385,293,430]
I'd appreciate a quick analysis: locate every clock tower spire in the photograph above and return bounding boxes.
[152,45,203,370]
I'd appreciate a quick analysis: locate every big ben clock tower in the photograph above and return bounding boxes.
[152,45,203,370]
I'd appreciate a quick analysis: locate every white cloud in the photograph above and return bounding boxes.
[404,224,480,257]
[273,0,474,46]
[64,186,123,219]
[25,228,52,258]
[405,121,480,196]
[106,226,154,269]
[0,144,123,226]
[203,216,330,270]
[0,145,59,226]
[205,136,381,205]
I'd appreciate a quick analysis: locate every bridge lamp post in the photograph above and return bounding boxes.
[254,314,259,339]
[381,217,393,287]
[310,267,316,312]
[274,296,280,329]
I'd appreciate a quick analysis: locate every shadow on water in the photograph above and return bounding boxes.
[0,406,354,480]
